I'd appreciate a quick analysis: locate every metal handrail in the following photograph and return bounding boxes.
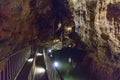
[43,49,64,80]
[0,46,31,80]
[0,45,30,62]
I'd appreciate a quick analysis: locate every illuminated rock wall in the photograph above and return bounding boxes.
[0,0,120,79]
[67,0,120,80]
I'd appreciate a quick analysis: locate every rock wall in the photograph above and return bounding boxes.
[0,0,54,71]
[0,0,120,79]
[0,0,72,71]
[67,0,120,80]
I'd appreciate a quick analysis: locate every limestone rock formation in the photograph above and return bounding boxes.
[0,0,120,80]
[0,0,71,71]
[0,0,54,71]
[67,0,120,80]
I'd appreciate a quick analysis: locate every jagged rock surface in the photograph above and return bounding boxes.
[0,0,54,71]
[67,0,120,80]
[0,0,71,71]
[0,0,120,80]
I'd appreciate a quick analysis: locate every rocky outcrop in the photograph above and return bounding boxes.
[0,0,54,71]
[0,0,120,79]
[67,0,120,80]
[0,0,72,71]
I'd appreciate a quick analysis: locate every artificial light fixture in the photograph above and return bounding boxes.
[48,49,52,53]
[68,57,72,63]
[50,55,53,58]
[68,45,72,47]
[27,58,33,62]
[36,53,43,56]
[53,61,59,68]
[66,27,72,31]
[35,67,45,74]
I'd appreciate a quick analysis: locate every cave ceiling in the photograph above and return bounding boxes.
[0,0,73,60]
[0,0,120,79]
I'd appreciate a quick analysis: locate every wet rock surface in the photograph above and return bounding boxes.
[0,0,120,80]
[67,0,120,80]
